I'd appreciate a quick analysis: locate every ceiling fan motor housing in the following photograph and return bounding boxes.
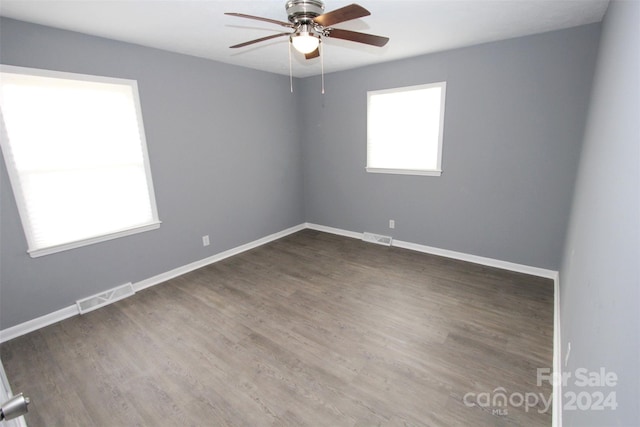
[286,0,325,24]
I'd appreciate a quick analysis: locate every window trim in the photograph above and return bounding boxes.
[0,65,161,258]
[365,167,443,177]
[366,81,447,177]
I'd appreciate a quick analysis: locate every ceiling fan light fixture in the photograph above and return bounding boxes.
[227,2,389,60]
[291,30,320,54]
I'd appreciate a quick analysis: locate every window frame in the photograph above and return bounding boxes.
[0,65,161,258]
[366,81,447,177]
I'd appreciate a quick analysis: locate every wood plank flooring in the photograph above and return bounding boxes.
[0,230,554,426]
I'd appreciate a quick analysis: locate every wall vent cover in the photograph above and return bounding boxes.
[362,232,393,246]
[76,282,135,314]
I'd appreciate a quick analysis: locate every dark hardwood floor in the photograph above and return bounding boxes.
[1,230,554,426]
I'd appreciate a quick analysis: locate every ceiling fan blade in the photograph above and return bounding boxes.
[229,32,291,49]
[313,3,370,27]
[225,12,294,28]
[305,48,320,60]
[325,28,389,47]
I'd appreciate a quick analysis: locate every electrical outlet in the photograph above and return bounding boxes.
[389,219,395,229]
[202,235,210,247]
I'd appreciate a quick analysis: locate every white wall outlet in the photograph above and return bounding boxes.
[202,235,210,247]
[389,219,395,229]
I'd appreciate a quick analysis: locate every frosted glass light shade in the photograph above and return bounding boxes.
[291,32,320,54]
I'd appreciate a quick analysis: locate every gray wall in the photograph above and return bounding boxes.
[300,25,600,270]
[559,1,640,425]
[0,18,305,329]
[0,19,608,330]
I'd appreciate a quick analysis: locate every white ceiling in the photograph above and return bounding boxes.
[0,0,609,78]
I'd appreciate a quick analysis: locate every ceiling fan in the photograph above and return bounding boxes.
[225,0,389,60]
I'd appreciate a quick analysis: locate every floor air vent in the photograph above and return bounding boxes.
[76,283,135,314]
[362,232,393,246]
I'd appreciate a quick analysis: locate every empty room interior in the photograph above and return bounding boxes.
[0,0,638,426]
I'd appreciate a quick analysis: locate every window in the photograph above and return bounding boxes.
[0,65,160,257]
[367,82,447,176]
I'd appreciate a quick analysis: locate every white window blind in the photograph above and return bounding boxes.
[367,82,446,176]
[0,65,160,257]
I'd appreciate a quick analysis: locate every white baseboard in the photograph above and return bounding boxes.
[304,223,362,239]
[306,222,558,279]
[392,239,558,279]
[0,305,78,344]
[133,223,306,293]
[553,273,562,427]
[0,222,559,348]
[0,224,306,343]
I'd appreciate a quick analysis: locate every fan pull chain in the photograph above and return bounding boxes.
[288,40,293,93]
[320,41,325,94]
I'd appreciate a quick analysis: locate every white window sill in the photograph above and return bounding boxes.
[366,167,442,177]
[28,221,162,258]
